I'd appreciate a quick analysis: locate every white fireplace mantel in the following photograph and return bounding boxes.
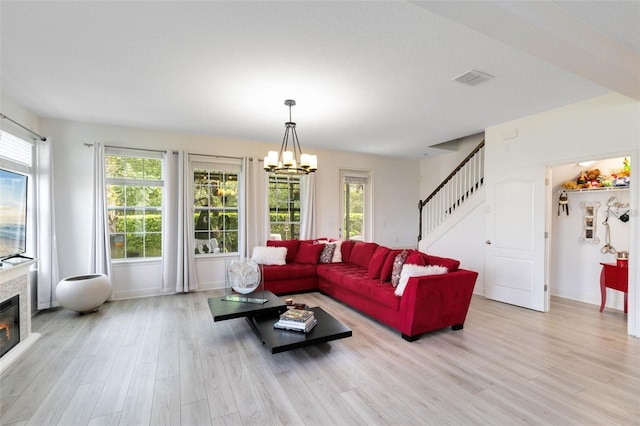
[0,259,41,374]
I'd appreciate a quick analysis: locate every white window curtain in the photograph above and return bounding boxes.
[90,143,112,278]
[34,138,60,309]
[299,173,316,239]
[243,157,268,258]
[163,151,196,293]
[1,131,61,309]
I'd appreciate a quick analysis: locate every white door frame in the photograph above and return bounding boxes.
[338,168,372,241]
[544,151,638,337]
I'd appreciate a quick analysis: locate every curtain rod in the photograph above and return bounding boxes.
[183,151,243,161]
[84,145,256,161]
[0,113,47,141]
[84,143,166,154]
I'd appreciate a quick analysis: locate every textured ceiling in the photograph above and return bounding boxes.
[1,1,638,158]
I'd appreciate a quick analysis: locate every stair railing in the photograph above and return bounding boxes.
[418,140,485,244]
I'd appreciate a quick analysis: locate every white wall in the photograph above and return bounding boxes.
[37,117,419,299]
[419,93,639,336]
[486,93,639,336]
[424,198,486,295]
[419,133,484,198]
[0,94,41,141]
[419,132,486,294]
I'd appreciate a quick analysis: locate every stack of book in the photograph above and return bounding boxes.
[274,308,317,333]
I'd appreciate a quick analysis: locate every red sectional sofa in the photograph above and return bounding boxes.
[260,239,478,341]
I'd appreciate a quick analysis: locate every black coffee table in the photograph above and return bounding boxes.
[208,291,352,354]
[208,290,287,321]
[251,306,352,354]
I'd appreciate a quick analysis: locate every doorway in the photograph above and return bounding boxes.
[339,169,371,241]
[548,156,631,316]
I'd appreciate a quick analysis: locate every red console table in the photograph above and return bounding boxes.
[599,262,628,313]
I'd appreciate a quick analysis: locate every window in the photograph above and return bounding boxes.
[340,170,371,241]
[268,174,301,240]
[106,150,163,259]
[193,159,241,254]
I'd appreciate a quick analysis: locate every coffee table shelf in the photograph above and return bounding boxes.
[251,306,352,354]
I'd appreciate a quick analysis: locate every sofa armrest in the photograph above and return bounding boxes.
[399,269,478,338]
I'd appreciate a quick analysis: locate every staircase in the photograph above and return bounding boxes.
[418,140,485,245]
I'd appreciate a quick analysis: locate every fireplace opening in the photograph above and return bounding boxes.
[0,294,20,359]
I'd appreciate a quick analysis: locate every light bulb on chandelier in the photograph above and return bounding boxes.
[264,100,317,175]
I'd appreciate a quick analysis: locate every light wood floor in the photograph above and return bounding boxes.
[1,291,638,425]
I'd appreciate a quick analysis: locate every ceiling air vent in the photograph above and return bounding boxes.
[452,69,494,86]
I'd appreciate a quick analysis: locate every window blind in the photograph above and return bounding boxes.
[0,131,33,173]
[343,175,368,184]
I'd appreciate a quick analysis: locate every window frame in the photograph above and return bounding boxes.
[105,148,164,261]
[268,173,301,240]
[191,156,243,257]
[339,169,372,242]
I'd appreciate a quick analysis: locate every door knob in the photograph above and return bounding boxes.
[485,240,492,245]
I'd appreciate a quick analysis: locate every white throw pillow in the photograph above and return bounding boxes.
[251,246,287,265]
[394,264,448,297]
[325,240,343,263]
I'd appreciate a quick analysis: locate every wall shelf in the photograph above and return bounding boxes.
[567,186,630,193]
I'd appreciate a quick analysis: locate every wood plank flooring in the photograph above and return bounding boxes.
[1,291,638,425]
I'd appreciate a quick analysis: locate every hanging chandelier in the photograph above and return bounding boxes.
[263,99,317,175]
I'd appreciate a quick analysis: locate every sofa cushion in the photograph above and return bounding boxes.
[425,254,460,272]
[319,243,336,264]
[350,242,378,269]
[294,242,324,264]
[263,263,318,281]
[340,273,401,310]
[367,246,390,279]
[252,246,287,265]
[267,239,300,263]
[341,240,356,263]
[391,250,408,287]
[379,249,402,282]
[405,250,427,266]
[395,264,448,296]
[317,263,362,285]
[329,240,343,262]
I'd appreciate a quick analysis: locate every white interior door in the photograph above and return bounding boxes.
[485,166,547,311]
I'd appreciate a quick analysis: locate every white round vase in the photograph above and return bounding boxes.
[56,274,112,313]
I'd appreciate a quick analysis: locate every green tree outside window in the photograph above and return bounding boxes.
[106,154,163,259]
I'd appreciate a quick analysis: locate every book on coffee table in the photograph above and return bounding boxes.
[274,318,318,333]
[279,308,314,322]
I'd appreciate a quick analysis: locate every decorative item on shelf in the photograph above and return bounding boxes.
[221,259,267,304]
[284,297,307,309]
[577,170,588,185]
[600,199,618,254]
[606,196,630,223]
[579,201,600,244]
[227,258,261,294]
[611,158,631,186]
[563,158,631,191]
[617,251,629,268]
[558,190,569,216]
[263,99,318,175]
